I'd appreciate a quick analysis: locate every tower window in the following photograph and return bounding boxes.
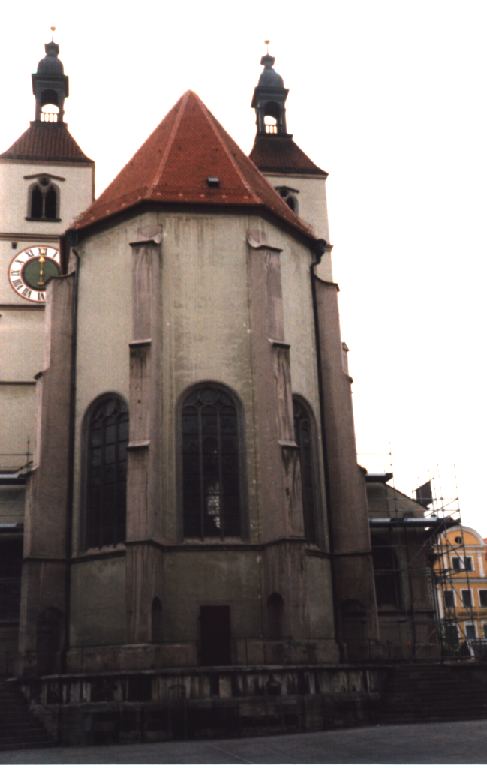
[40,91,60,123]
[264,115,278,134]
[28,178,60,221]
[261,101,282,135]
[275,185,299,215]
[181,384,243,539]
[83,394,129,549]
[293,396,318,544]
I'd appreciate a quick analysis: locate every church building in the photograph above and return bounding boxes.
[18,44,379,678]
[0,39,443,743]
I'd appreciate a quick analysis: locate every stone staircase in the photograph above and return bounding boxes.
[378,662,487,724]
[0,679,54,750]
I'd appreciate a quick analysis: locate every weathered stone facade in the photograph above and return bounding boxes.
[0,40,93,675]
[0,46,445,744]
[17,62,382,676]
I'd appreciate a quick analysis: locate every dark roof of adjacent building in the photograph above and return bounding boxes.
[366,476,427,519]
[71,91,314,240]
[0,122,92,164]
[249,134,327,176]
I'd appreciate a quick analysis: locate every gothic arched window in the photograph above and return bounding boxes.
[181,384,242,539]
[84,394,129,549]
[293,396,319,544]
[28,178,59,221]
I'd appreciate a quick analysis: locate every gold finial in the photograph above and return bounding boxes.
[50,25,56,41]
[264,39,270,54]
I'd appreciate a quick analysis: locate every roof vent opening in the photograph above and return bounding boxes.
[207,176,220,188]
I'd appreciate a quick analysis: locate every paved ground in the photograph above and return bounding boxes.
[1,719,487,764]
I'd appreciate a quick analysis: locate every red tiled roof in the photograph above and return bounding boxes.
[72,91,314,240]
[249,134,326,176]
[0,121,92,164]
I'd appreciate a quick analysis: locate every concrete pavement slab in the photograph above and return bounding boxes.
[0,719,486,764]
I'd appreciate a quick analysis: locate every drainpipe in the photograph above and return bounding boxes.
[61,233,80,673]
[309,239,341,660]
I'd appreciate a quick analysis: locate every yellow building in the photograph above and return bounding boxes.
[435,525,487,650]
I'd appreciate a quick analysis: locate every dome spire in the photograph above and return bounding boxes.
[251,43,289,136]
[32,34,69,123]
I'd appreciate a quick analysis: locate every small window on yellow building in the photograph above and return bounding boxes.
[444,590,454,609]
[479,590,487,608]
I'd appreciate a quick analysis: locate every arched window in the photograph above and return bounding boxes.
[181,384,242,538]
[31,185,43,219]
[28,178,59,220]
[275,186,300,214]
[84,394,129,549]
[263,101,280,134]
[293,397,318,543]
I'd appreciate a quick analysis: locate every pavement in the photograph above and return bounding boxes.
[1,720,487,764]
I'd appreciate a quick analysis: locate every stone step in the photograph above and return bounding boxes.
[378,665,487,725]
[0,740,53,751]
[0,681,53,750]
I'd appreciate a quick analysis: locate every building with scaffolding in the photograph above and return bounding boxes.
[366,473,442,659]
[434,525,487,653]
[3,37,482,745]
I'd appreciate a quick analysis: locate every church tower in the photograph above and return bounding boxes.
[0,37,93,673]
[250,48,332,280]
[250,48,379,657]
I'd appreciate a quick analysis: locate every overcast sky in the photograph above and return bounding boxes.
[2,0,486,532]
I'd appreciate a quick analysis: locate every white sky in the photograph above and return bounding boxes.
[2,0,486,532]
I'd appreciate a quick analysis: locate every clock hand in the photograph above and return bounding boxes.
[38,247,46,288]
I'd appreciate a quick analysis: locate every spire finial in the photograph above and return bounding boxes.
[50,25,56,42]
[265,39,270,55]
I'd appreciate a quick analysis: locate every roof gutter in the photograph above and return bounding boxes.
[369,516,457,529]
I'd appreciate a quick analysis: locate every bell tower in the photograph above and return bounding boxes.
[0,36,94,674]
[32,38,69,123]
[249,46,332,279]
[251,44,289,136]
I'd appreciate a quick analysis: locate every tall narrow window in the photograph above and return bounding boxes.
[28,178,59,220]
[293,397,318,543]
[84,394,128,549]
[267,593,284,640]
[182,385,241,538]
[372,535,402,609]
[444,590,455,609]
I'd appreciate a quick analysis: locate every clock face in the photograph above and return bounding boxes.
[8,245,61,303]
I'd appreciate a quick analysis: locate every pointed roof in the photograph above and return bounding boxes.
[0,122,92,164]
[72,91,314,240]
[249,134,327,176]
